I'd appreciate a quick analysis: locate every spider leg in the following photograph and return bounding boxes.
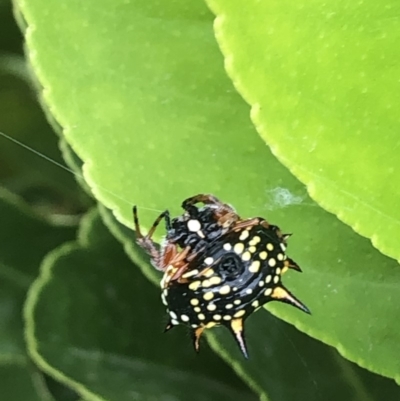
[182,194,235,214]
[191,326,205,353]
[160,246,191,285]
[164,209,172,231]
[132,206,170,266]
[233,217,262,230]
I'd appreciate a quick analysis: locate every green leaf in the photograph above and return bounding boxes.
[0,55,87,216]
[17,0,400,385]
[205,0,400,262]
[101,207,400,401]
[0,0,23,53]
[209,311,400,401]
[16,0,279,227]
[0,189,76,359]
[0,189,77,400]
[0,361,49,401]
[25,208,256,401]
[43,374,81,401]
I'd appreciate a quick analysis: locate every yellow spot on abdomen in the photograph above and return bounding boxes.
[203,291,214,301]
[248,246,257,253]
[234,310,246,318]
[208,276,222,286]
[249,236,261,246]
[182,269,199,279]
[239,230,249,241]
[249,260,260,273]
[219,285,231,295]
[202,268,215,277]
[202,279,212,288]
[189,281,201,291]
[234,243,245,255]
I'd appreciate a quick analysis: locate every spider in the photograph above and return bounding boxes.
[133,194,310,358]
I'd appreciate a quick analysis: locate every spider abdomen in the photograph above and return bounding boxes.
[134,194,310,358]
[163,223,309,357]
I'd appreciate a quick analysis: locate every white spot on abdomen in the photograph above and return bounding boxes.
[188,219,201,232]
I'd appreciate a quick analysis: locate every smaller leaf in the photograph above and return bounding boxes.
[0,188,76,359]
[0,361,48,401]
[0,0,23,53]
[0,188,77,400]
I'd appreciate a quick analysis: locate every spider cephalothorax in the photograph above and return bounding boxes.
[133,194,310,358]
[167,194,239,252]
